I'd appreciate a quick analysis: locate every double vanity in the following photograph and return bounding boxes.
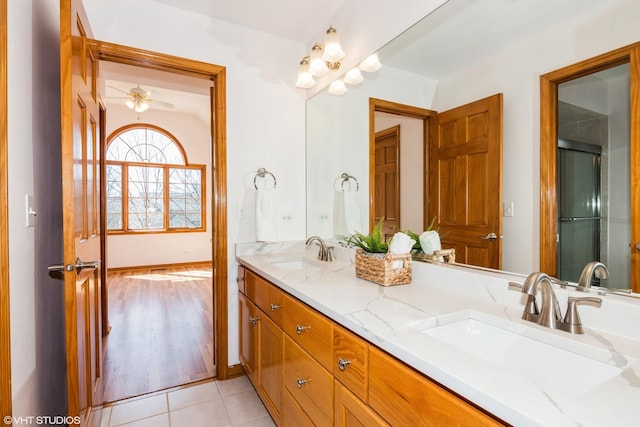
[236,241,640,426]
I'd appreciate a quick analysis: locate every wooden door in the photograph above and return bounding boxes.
[430,94,503,269]
[60,0,103,423]
[374,126,400,237]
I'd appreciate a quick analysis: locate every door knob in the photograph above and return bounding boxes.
[482,232,498,240]
[635,241,640,251]
[48,257,99,274]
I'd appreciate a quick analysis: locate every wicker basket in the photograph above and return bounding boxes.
[412,248,456,264]
[354,249,412,286]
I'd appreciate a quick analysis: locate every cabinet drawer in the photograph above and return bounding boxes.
[284,336,333,426]
[333,325,368,402]
[282,388,314,427]
[282,294,333,369]
[369,346,505,426]
[257,279,285,328]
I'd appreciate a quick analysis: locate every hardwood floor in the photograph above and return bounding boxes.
[102,264,215,403]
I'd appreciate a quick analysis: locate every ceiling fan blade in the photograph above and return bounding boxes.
[154,100,175,109]
[107,85,131,95]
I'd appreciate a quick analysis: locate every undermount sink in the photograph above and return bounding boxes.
[408,310,629,397]
[268,256,323,271]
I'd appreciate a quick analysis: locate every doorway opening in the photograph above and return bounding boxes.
[540,43,637,291]
[92,40,231,402]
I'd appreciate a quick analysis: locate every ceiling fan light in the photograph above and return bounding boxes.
[359,53,381,73]
[296,57,316,89]
[343,68,363,85]
[322,26,345,63]
[328,79,347,96]
[134,101,150,113]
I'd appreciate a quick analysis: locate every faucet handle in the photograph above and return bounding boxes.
[508,282,539,320]
[563,296,602,334]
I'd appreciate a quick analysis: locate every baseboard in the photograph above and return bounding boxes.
[107,260,212,273]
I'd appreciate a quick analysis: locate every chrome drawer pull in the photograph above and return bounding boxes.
[249,316,259,325]
[338,358,351,371]
[270,303,282,311]
[296,378,309,388]
[296,324,310,335]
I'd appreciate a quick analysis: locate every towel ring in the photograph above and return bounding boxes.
[335,172,359,191]
[254,167,277,189]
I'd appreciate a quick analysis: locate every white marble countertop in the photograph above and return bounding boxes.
[235,241,640,426]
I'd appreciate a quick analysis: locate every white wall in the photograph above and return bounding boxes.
[105,105,213,268]
[432,0,640,274]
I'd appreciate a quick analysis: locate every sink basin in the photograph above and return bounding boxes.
[269,256,323,271]
[409,310,628,397]
[272,259,308,270]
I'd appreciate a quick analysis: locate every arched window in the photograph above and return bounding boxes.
[106,125,205,233]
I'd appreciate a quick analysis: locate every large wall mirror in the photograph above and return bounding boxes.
[306,0,640,293]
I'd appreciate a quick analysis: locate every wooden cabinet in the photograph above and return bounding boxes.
[369,345,504,427]
[238,291,258,385]
[334,381,388,427]
[333,325,369,403]
[238,265,506,427]
[284,335,334,426]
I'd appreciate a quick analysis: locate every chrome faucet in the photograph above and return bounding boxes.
[577,261,609,290]
[509,271,602,334]
[305,236,334,262]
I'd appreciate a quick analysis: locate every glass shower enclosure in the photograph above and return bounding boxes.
[557,139,602,283]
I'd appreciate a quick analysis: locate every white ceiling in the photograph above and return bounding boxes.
[101,0,349,119]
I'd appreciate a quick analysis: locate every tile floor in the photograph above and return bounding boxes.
[93,376,275,427]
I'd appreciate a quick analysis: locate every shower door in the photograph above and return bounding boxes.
[557,140,602,283]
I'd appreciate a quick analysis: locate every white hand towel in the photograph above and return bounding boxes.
[389,232,416,269]
[256,187,277,242]
[333,190,363,239]
[419,230,441,255]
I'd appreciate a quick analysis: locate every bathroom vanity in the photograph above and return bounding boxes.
[236,241,640,426]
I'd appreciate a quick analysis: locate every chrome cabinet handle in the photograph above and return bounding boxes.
[296,324,310,335]
[296,378,309,388]
[338,358,351,371]
[249,316,259,325]
[270,303,282,311]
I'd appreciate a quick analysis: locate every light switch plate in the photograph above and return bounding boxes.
[503,201,514,217]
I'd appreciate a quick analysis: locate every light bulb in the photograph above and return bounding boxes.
[344,68,363,85]
[309,43,328,77]
[328,79,347,95]
[359,53,381,73]
[322,26,345,63]
[296,57,315,89]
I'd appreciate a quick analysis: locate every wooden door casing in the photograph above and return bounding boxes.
[540,42,640,292]
[61,0,103,423]
[430,93,503,269]
[374,126,400,238]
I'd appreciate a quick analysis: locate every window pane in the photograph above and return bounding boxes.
[106,164,122,230]
[168,168,202,229]
[106,128,185,164]
[128,165,164,230]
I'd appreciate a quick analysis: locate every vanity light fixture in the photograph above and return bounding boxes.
[328,79,347,95]
[358,53,382,73]
[296,57,316,89]
[343,68,363,85]
[296,25,346,88]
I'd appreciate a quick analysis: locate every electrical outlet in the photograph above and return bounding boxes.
[503,201,514,217]
[318,213,329,223]
[236,203,246,220]
[281,214,293,223]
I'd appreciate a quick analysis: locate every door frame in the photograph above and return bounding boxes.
[369,98,437,232]
[91,40,232,379]
[540,41,640,292]
[0,0,11,419]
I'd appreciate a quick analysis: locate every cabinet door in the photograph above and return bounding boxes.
[260,313,283,419]
[335,381,388,427]
[238,292,259,385]
[369,346,505,426]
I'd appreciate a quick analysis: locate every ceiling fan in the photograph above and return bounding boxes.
[107,85,175,113]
